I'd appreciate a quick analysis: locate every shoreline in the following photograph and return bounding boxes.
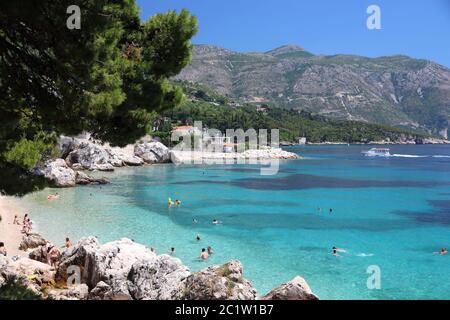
[0,196,28,258]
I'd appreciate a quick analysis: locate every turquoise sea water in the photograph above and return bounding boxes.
[22,145,450,300]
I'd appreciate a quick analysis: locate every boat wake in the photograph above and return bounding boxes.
[356,253,374,257]
[390,154,428,158]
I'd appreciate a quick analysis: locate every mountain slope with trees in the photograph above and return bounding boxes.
[174,44,450,138]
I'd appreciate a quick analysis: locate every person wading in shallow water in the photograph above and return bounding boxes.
[64,237,72,248]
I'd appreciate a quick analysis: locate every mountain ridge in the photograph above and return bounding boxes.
[176,44,450,138]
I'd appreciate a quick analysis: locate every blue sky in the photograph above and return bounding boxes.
[137,0,450,67]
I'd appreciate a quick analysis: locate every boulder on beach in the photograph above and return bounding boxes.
[34,159,76,187]
[19,233,47,251]
[2,233,318,301]
[107,148,144,166]
[65,141,114,171]
[261,276,319,300]
[182,260,258,300]
[75,171,109,185]
[134,141,170,163]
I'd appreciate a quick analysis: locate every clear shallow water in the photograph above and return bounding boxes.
[22,144,450,299]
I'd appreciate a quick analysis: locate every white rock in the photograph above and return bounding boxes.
[66,141,114,171]
[34,159,76,187]
[107,148,144,166]
[134,141,170,163]
[261,276,319,300]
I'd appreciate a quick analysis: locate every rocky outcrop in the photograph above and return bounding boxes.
[3,235,318,300]
[54,238,260,300]
[65,141,114,171]
[47,284,90,300]
[75,171,109,185]
[134,141,170,163]
[126,255,190,300]
[28,246,48,263]
[415,137,450,144]
[107,148,144,166]
[170,147,299,164]
[183,260,257,300]
[34,159,77,187]
[19,233,47,251]
[262,276,319,300]
[33,158,109,187]
[0,254,55,296]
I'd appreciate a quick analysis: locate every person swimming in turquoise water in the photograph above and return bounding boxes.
[433,247,448,255]
[168,198,174,207]
[175,199,181,206]
[200,248,209,260]
[196,234,201,241]
[332,247,339,256]
[332,246,347,256]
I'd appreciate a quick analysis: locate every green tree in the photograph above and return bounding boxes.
[0,1,197,195]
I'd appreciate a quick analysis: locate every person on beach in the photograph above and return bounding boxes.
[64,237,72,248]
[49,247,61,268]
[200,248,209,260]
[207,246,213,255]
[22,214,28,225]
[196,234,201,241]
[13,215,20,225]
[21,219,32,234]
[0,242,7,256]
[43,241,53,265]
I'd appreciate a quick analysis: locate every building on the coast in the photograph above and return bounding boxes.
[172,125,201,135]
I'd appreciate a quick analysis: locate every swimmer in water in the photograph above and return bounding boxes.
[433,247,448,255]
[196,234,201,241]
[207,246,213,255]
[170,247,175,255]
[192,218,198,224]
[212,219,220,225]
[47,193,59,200]
[333,246,347,253]
[200,248,209,260]
[332,247,339,257]
[175,199,181,206]
[329,208,333,214]
[168,197,174,207]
